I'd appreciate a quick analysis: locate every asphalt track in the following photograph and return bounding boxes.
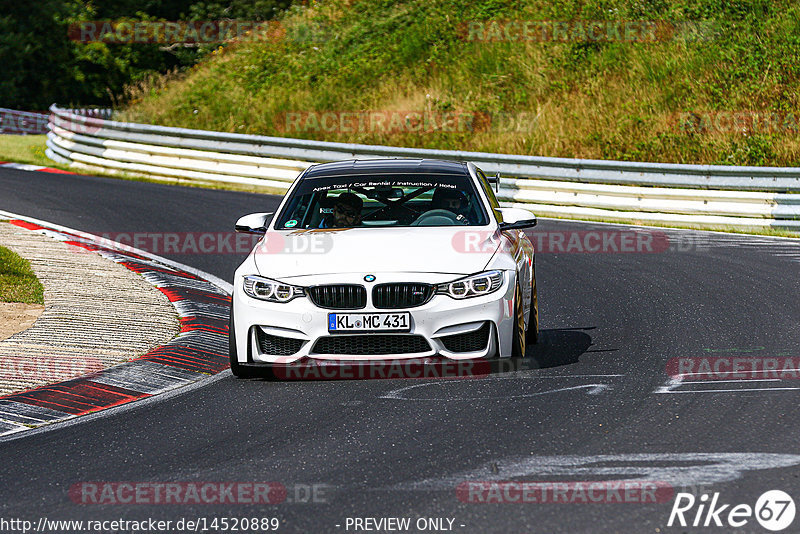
[2,167,800,533]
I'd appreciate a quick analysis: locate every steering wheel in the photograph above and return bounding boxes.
[411,209,461,226]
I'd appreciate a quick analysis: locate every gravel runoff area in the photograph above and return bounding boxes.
[0,221,179,396]
[0,303,44,341]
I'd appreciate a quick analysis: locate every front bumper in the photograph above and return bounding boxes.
[232,271,517,364]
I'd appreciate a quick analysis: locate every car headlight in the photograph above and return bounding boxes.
[242,275,305,303]
[436,270,504,299]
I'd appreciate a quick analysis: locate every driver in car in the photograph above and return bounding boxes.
[431,188,471,223]
[319,192,363,228]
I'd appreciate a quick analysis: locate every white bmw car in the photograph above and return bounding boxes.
[229,159,538,378]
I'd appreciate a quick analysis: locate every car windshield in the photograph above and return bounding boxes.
[274,173,489,229]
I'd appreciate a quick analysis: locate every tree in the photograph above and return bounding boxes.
[0,0,295,109]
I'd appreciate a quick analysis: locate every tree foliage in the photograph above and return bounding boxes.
[0,0,293,109]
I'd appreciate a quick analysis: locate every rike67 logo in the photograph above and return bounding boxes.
[668,490,795,531]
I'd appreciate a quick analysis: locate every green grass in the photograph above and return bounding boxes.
[123,0,800,166]
[0,244,44,305]
[0,135,61,168]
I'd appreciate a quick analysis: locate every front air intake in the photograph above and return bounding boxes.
[372,283,434,309]
[307,285,367,309]
[312,335,431,355]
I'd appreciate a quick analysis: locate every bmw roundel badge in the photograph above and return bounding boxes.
[364,274,376,282]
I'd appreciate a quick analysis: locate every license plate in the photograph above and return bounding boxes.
[328,312,410,332]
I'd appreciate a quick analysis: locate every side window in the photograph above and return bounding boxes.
[476,169,503,223]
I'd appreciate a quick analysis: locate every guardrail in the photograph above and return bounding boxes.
[46,105,800,230]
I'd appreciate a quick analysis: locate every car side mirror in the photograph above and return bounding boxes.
[487,172,501,193]
[499,219,537,230]
[497,207,537,230]
[235,212,273,234]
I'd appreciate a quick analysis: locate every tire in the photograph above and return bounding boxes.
[512,282,526,358]
[526,267,539,345]
[229,303,257,379]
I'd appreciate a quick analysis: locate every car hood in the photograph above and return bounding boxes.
[253,226,501,280]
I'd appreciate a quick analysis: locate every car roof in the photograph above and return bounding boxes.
[302,159,469,179]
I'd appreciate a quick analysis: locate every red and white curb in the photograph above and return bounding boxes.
[0,211,233,437]
[0,162,75,175]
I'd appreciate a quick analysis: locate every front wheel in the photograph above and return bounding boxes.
[527,272,539,345]
[512,283,526,358]
[229,303,257,379]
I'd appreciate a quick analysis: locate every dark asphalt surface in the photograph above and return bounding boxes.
[2,167,800,533]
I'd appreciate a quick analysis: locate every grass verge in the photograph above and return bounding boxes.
[0,135,60,168]
[124,0,800,167]
[0,244,44,305]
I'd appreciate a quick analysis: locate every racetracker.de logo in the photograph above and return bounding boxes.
[666,357,800,380]
[271,358,491,380]
[456,481,674,503]
[452,230,671,254]
[675,111,800,135]
[0,110,49,135]
[80,232,333,255]
[458,20,713,42]
[280,111,491,135]
[69,482,287,505]
[280,110,544,135]
[68,21,292,44]
[0,357,103,381]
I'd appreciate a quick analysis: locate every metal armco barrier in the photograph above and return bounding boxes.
[46,105,800,230]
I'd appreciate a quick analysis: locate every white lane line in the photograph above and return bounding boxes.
[0,163,46,171]
[655,375,800,394]
[89,361,202,395]
[661,388,800,393]
[380,375,621,401]
[172,300,229,320]
[389,453,800,491]
[0,401,71,424]
[680,379,782,384]
[518,374,624,377]
[674,369,800,378]
[382,384,610,401]
[0,420,28,436]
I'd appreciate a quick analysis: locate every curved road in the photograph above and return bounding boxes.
[2,167,800,533]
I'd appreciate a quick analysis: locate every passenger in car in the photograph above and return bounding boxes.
[432,188,471,223]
